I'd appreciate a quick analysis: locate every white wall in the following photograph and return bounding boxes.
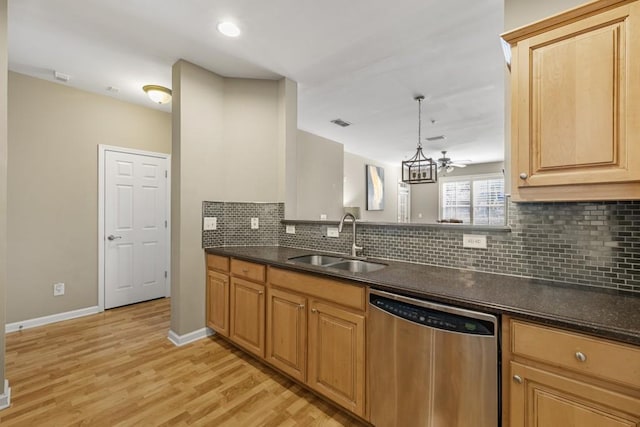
[296,130,343,220]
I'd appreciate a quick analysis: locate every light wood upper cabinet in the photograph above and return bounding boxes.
[229,277,265,358]
[307,299,366,418]
[265,287,307,382]
[503,317,640,427]
[503,0,640,201]
[206,270,229,337]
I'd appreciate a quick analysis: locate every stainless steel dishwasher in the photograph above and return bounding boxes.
[368,289,499,427]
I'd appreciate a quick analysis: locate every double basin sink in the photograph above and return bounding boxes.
[288,254,386,273]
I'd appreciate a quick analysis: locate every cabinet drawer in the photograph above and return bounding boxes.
[231,259,266,283]
[268,267,365,311]
[207,254,229,272]
[511,320,640,389]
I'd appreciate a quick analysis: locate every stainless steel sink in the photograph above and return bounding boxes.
[288,254,344,266]
[327,259,386,273]
[287,254,386,273]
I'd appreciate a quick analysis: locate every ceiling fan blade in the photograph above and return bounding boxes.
[450,163,467,168]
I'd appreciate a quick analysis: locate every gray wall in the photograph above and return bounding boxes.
[0,0,7,388]
[171,60,292,335]
[344,152,401,223]
[411,161,505,223]
[296,130,343,220]
[7,72,171,323]
[505,0,588,30]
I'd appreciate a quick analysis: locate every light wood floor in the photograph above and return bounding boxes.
[1,298,368,426]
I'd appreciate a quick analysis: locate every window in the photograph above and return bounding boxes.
[439,174,505,225]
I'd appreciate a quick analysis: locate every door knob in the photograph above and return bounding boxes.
[107,235,122,241]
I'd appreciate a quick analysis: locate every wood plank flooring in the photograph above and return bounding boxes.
[0,298,368,426]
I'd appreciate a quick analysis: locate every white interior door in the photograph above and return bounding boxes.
[104,150,168,309]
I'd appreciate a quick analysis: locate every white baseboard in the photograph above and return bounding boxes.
[5,306,101,333]
[167,327,214,347]
[0,380,11,410]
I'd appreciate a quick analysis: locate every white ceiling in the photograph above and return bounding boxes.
[8,0,505,165]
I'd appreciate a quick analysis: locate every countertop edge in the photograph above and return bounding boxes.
[204,246,640,346]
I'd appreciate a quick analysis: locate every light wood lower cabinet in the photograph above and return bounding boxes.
[206,254,230,337]
[267,267,367,419]
[504,317,640,427]
[307,299,365,418]
[229,277,265,358]
[265,287,307,382]
[206,270,229,336]
[510,361,640,427]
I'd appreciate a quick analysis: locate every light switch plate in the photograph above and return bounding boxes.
[251,218,259,229]
[286,225,296,234]
[320,214,327,220]
[327,227,339,238]
[203,217,217,231]
[463,234,487,249]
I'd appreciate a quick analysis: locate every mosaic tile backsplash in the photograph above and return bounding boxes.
[204,200,640,293]
[202,202,283,247]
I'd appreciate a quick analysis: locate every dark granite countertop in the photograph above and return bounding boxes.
[205,246,640,346]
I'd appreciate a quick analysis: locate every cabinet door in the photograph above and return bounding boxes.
[206,270,229,337]
[307,300,365,417]
[229,278,265,358]
[266,288,307,382]
[512,3,640,192]
[510,361,640,427]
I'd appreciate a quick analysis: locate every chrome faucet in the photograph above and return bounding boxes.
[338,212,363,257]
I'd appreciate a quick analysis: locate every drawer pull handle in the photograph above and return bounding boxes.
[513,375,523,384]
[575,351,587,362]
[242,268,249,273]
[519,172,528,180]
[311,308,318,314]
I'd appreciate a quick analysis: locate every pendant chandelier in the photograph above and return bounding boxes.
[401,96,437,184]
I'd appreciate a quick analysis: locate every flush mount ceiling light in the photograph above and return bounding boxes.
[217,21,241,37]
[142,85,172,104]
[401,96,437,184]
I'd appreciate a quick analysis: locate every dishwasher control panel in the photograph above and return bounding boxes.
[370,293,494,335]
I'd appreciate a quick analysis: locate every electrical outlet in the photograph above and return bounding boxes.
[463,234,487,249]
[286,225,296,234]
[53,282,65,296]
[203,217,217,231]
[251,218,259,229]
[327,227,340,238]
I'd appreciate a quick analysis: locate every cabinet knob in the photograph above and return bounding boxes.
[519,172,528,180]
[513,375,523,384]
[242,268,249,273]
[575,351,587,362]
[311,308,318,314]
[298,304,305,310]
[258,291,264,295]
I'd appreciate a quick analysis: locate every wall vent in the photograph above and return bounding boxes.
[330,118,352,127]
[425,135,446,142]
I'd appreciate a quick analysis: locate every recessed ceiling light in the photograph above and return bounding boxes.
[217,21,241,37]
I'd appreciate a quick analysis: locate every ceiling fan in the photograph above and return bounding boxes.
[436,151,471,174]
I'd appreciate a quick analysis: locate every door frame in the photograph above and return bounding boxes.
[98,144,171,312]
